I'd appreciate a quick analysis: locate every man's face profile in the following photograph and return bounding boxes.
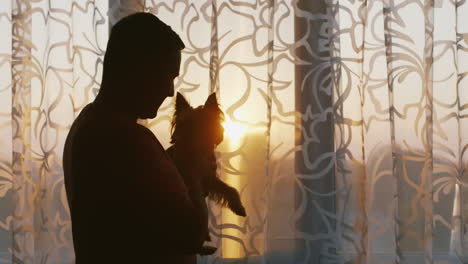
[137,50,181,119]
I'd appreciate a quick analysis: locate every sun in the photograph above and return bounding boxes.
[222,120,247,142]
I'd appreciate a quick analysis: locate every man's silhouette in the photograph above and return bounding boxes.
[63,13,208,264]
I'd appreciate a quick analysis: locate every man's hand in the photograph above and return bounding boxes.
[200,153,218,196]
[198,245,217,256]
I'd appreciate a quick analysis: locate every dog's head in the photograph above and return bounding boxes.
[171,92,224,151]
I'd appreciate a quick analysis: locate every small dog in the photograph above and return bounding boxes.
[167,92,246,255]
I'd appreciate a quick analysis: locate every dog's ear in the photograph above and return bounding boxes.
[204,93,218,109]
[176,92,191,112]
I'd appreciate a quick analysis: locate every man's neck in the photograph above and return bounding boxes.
[93,96,138,123]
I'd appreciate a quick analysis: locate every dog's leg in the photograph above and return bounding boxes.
[207,177,246,217]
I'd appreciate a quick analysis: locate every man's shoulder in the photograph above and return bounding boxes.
[134,123,157,141]
[70,103,146,139]
[65,103,167,162]
[133,125,167,158]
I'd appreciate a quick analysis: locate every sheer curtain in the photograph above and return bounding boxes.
[0,1,467,264]
[0,1,109,263]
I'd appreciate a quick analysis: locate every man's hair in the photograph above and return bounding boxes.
[100,12,185,94]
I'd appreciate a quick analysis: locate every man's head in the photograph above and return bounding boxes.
[97,12,184,119]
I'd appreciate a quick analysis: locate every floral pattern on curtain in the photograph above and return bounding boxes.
[0,1,108,263]
[0,0,468,264]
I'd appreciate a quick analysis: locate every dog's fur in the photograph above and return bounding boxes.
[167,93,246,247]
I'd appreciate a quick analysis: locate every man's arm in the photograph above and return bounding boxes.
[131,126,208,253]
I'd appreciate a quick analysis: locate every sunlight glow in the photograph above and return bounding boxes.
[222,120,247,142]
[220,119,247,259]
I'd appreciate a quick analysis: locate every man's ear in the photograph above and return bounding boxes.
[204,93,218,109]
[176,92,191,112]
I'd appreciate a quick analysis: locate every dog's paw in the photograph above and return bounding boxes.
[231,204,247,217]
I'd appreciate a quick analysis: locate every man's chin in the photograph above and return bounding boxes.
[138,110,157,119]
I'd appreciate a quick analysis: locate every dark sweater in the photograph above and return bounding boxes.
[63,102,206,263]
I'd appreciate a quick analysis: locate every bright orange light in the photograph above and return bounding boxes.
[222,120,247,142]
[220,119,247,259]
